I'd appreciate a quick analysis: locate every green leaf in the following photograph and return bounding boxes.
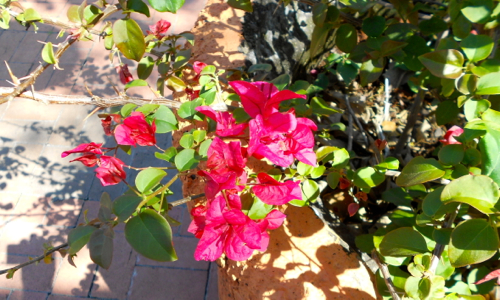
[310,24,333,58]
[68,226,98,255]
[310,165,326,179]
[336,60,359,85]
[24,8,41,22]
[436,100,460,125]
[152,105,178,133]
[41,42,57,65]
[441,174,500,214]
[382,187,413,207]
[135,104,158,115]
[248,197,273,220]
[127,0,150,17]
[331,148,350,169]
[88,227,114,269]
[353,167,385,189]
[125,209,177,261]
[198,139,212,158]
[336,24,357,53]
[476,72,500,95]
[479,128,500,185]
[461,0,494,24]
[179,134,194,149]
[423,186,459,218]
[362,16,385,37]
[312,3,327,26]
[173,49,191,70]
[379,227,428,256]
[155,147,177,163]
[193,130,206,143]
[227,0,253,12]
[113,195,142,222]
[419,16,448,35]
[98,192,113,222]
[455,74,478,95]
[177,98,202,120]
[375,157,399,170]
[448,218,499,267]
[396,157,445,187]
[124,79,148,90]
[137,56,154,80]
[248,64,272,73]
[136,168,167,193]
[472,59,500,76]
[301,179,320,202]
[113,19,145,62]
[83,5,102,25]
[461,34,494,63]
[327,172,340,189]
[121,103,137,117]
[67,5,81,23]
[271,74,291,90]
[464,99,490,121]
[310,97,340,116]
[439,144,465,165]
[360,58,384,86]
[175,149,198,171]
[148,0,185,12]
[419,50,464,79]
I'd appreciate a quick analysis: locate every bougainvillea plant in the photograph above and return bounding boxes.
[5,0,500,298]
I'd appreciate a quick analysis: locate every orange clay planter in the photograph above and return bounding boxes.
[173,1,380,298]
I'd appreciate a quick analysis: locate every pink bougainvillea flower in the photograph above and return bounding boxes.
[440,125,464,145]
[252,173,302,205]
[101,114,122,136]
[229,81,306,118]
[61,142,103,158]
[474,269,500,285]
[147,19,171,39]
[248,113,317,167]
[70,154,99,167]
[196,106,248,137]
[115,112,156,146]
[116,64,133,84]
[260,209,286,230]
[190,194,272,261]
[94,155,126,186]
[193,61,208,75]
[198,138,247,198]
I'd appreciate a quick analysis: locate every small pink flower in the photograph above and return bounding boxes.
[147,19,171,39]
[196,106,248,137]
[61,142,103,158]
[193,61,208,75]
[101,114,121,136]
[95,155,126,186]
[116,64,133,85]
[70,154,100,167]
[252,173,302,205]
[440,126,464,145]
[115,112,156,146]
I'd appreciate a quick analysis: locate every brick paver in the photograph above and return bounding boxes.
[0,0,218,298]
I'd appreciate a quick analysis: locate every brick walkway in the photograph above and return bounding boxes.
[0,0,218,299]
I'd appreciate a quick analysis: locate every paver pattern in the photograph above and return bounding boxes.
[0,0,218,298]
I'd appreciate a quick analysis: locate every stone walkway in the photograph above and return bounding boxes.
[0,0,218,299]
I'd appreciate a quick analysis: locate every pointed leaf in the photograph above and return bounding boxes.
[396,157,445,187]
[125,209,177,261]
[419,50,464,79]
[88,227,114,269]
[441,175,500,214]
[113,195,142,222]
[476,72,500,95]
[379,227,428,256]
[449,219,498,267]
[113,19,145,62]
[68,226,97,255]
[136,168,167,193]
[148,0,185,13]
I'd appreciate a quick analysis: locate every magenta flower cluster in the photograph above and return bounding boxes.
[189,81,317,261]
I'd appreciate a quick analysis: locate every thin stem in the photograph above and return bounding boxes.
[345,95,369,147]
[428,205,460,275]
[137,174,180,212]
[169,193,205,207]
[394,89,424,158]
[0,243,69,276]
[125,165,175,170]
[155,144,165,152]
[372,249,401,300]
